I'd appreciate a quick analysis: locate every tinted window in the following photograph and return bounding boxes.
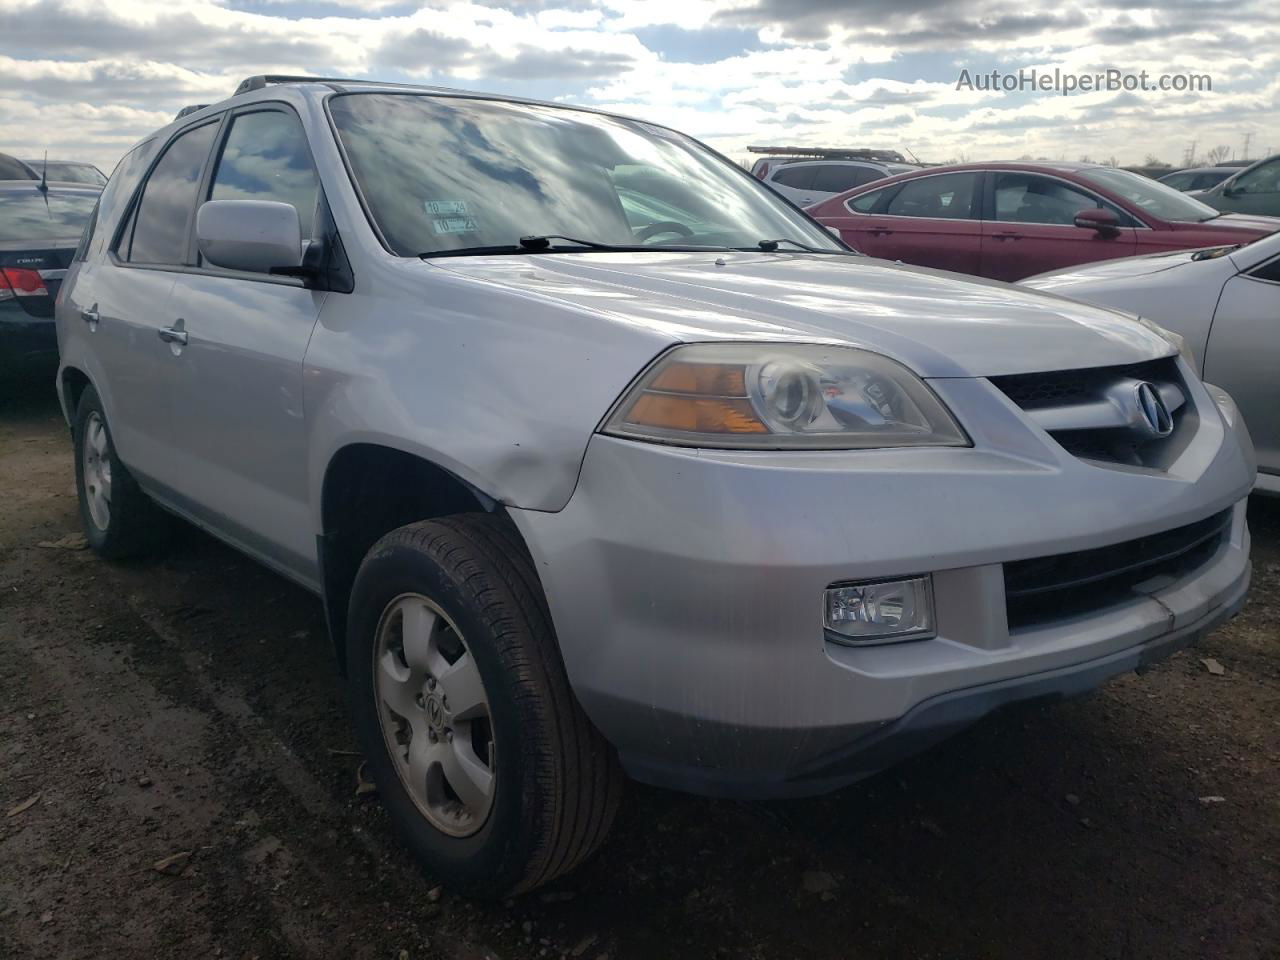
[208,110,320,239]
[1193,171,1230,190]
[1159,173,1192,191]
[1251,256,1280,283]
[0,191,98,242]
[885,173,978,219]
[812,164,876,193]
[771,165,816,189]
[125,122,217,265]
[848,189,885,213]
[329,94,841,256]
[993,173,1106,225]
[1234,159,1280,194]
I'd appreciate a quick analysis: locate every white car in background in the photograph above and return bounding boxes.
[1022,232,1280,494]
[761,158,919,207]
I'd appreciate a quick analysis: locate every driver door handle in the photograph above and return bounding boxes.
[992,231,1023,240]
[158,324,188,346]
[80,305,100,325]
[869,227,894,236]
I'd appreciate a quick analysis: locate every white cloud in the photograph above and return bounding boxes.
[0,0,1275,173]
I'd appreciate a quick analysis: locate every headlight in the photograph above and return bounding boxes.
[1137,316,1196,369]
[603,343,968,449]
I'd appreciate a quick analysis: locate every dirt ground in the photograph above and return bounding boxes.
[0,385,1277,960]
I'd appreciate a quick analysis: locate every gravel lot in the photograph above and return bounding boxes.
[2,386,1277,960]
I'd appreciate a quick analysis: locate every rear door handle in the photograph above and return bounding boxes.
[80,304,100,325]
[992,231,1022,240]
[158,324,188,346]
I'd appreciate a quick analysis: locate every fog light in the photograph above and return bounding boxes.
[824,576,935,645]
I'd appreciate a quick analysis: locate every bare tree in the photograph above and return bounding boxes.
[1206,144,1232,164]
[1143,153,1171,168]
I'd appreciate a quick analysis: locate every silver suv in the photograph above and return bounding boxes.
[57,76,1255,898]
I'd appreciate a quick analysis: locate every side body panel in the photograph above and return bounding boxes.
[159,276,326,583]
[1203,273,1280,477]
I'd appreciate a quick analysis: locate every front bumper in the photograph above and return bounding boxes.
[512,374,1255,798]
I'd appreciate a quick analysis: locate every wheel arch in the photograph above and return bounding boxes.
[318,441,510,671]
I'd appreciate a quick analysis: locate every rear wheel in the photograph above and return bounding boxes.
[346,514,623,897]
[73,385,165,558]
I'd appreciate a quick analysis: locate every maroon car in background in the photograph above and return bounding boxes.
[808,161,1280,281]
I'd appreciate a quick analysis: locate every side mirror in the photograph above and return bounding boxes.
[1221,184,1241,198]
[1073,207,1120,233]
[825,224,842,238]
[196,199,303,274]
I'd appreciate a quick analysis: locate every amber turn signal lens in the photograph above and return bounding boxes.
[625,394,767,433]
[648,362,748,396]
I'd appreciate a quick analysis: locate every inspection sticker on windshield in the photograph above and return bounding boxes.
[431,216,479,235]
[425,200,470,216]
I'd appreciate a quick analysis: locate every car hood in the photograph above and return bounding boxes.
[1022,247,1215,289]
[431,251,1169,377]
[1173,212,1280,234]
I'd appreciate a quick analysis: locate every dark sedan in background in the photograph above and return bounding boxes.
[808,161,1279,281]
[1,180,99,391]
[1191,153,1280,217]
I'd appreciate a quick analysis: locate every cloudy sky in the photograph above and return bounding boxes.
[2,0,1277,175]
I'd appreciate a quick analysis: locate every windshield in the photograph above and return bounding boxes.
[0,191,97,242]
[328,93,842,256]
[1074,167,1221,222]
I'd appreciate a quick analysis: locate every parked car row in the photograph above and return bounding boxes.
[46,76,1257,899]
[1,151,102,391]
[806,161,1278,280]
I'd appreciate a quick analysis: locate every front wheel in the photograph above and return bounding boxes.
[346,514,623,897]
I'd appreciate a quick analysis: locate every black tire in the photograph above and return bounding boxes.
[73,385,166,559]
[346,513,624,898]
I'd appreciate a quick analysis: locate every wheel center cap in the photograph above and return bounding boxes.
[424,691,446,731]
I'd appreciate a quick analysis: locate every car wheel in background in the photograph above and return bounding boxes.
[346,513,624,898]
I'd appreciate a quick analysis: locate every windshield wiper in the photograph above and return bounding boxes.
[748,238,859,255]
[419,236,734,259]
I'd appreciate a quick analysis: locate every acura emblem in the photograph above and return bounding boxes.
[1135,382,1173,437]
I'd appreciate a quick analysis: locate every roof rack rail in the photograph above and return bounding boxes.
[174,104,209,120]
[747,145,909,163]
[234,74,354,95]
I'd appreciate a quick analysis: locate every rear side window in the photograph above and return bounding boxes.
[885,173,979,219]
[0,192,98,242]
[771,165,816,189]
[811,165,876,194]
[122,122,218,265]
[208,110,320,240]
[847,189,885,213]
[79,140,154,261]
[1160,173,1192,191]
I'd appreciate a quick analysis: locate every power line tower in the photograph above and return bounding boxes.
[1242,132,1253,161]
[1183,140,1198,166]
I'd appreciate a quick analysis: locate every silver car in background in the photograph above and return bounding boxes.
[1023,232,1280,495]
[56,76,1255,898]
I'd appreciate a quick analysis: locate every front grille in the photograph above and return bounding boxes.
[990,358,1191,469]
[1004,509,1231,630]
